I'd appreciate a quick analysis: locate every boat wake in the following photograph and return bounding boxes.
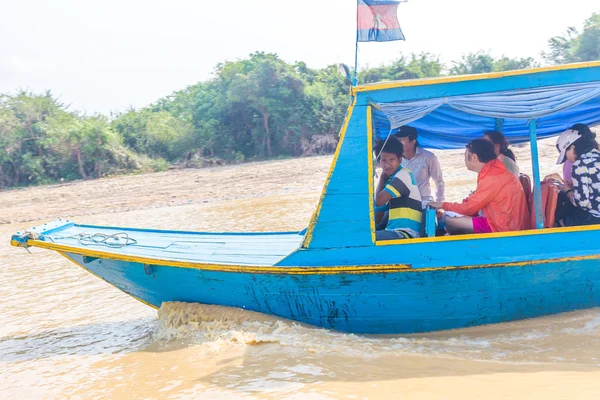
[153,302,291,346]
[153,302,600,365]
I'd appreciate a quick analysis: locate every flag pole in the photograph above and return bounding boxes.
[353,3,359,86]
[353,39,359,86]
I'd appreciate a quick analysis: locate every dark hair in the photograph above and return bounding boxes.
[374,138,404,159]
[466,139,497,163]
[393,126,419,147]
[570,123,598,158]
[483,130,516,161]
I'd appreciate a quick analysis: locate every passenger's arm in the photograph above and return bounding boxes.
[544,173,563,182]
[376,190,392,207]
[429,154,445,202]
[428,201,442,209]
[571,166,591,209]
[376,175,410,206]
[442,180,496,216]
[375,172,389,223]
[375,171,388,195]
[375,210,385,225]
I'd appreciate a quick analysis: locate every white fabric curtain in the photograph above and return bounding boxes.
[374,82,600,129]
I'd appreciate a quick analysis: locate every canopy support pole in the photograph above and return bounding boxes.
[495,118,504,132]
[529,120,544,229]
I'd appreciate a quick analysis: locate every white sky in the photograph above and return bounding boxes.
[1,0,598,115]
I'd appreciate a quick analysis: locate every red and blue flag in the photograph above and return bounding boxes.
[357,0,405,42]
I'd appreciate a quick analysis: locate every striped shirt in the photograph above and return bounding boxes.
[383,167,423,238]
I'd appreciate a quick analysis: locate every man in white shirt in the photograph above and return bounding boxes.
[393,126,445,203]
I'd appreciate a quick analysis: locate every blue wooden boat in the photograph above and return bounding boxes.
[11,61,600,334]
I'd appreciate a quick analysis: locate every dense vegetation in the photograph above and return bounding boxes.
[1,13,598,189]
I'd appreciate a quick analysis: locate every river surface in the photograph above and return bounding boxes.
[3,146,600,399]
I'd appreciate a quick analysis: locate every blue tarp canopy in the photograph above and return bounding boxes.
[373,82,600,149]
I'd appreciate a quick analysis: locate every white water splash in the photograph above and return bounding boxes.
[152,302,600,365]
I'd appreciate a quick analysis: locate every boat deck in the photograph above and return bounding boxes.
[17,220,304,266]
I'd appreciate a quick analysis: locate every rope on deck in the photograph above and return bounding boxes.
[49,232,138,248]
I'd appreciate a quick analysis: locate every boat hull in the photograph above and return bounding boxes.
[62,252,600,334]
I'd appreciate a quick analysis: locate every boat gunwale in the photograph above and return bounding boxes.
[376,220,600,245]
[12,239,411,274]
[11,234,600,275]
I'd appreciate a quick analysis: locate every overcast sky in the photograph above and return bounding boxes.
[1,0,598,115]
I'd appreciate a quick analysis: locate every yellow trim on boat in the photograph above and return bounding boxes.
[352,61,600,94]
[14,224,600,269]
[57,252,159,310]
[21,238,600,276]
[302,96,357,248]
[376,223,600,246]
[367,105,376,244]
[412,252,600,273]
[27,239,411,274]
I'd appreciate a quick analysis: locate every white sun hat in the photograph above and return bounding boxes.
[556,129,582,164]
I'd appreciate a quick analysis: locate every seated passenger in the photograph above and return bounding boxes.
[374,139,423,240]
[376,126,445,205]
[554,124,600,226]
[428,139,528,234]
[483,130,520,177]
[546,159,575,186]
[545,127,594,186]
[563,159,574,185]
[395,126,445,203]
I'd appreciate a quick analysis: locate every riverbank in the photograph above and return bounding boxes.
[0,137,566,227]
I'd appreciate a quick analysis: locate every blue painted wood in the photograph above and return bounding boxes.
[495,118,504,132]
[63,252,600,334]
[33,223,303,266]
[529,120,545,229]
[356,66,600,105]
[281,227,600,268]
[425,208,436,237]
[76,223,299,236]
[306,106,374,249]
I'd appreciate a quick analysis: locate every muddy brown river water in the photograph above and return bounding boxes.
[3,141,600,399]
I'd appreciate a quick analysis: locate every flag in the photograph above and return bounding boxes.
[357,0,405,42]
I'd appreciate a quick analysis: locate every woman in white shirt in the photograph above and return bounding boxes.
[392,126,445,203]
[483,130,520,177]
[375,126,445,230]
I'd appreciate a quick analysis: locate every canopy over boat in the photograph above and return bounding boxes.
[364,63,600,148]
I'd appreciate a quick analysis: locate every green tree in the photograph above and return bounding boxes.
[492,56,539,72]
[359,53,443,84]
[112,109,192,161]
[450,51,495,75]
[70,116,122,179]
[543,13,600,64]
[449,51,538,75]
[217,52,307,157]
[0,90,150,187]
[0,91,67,186]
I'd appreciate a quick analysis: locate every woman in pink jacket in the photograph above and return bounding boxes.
[429,139,529,234]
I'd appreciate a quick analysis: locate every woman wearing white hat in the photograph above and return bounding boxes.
[555,123,600,227]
